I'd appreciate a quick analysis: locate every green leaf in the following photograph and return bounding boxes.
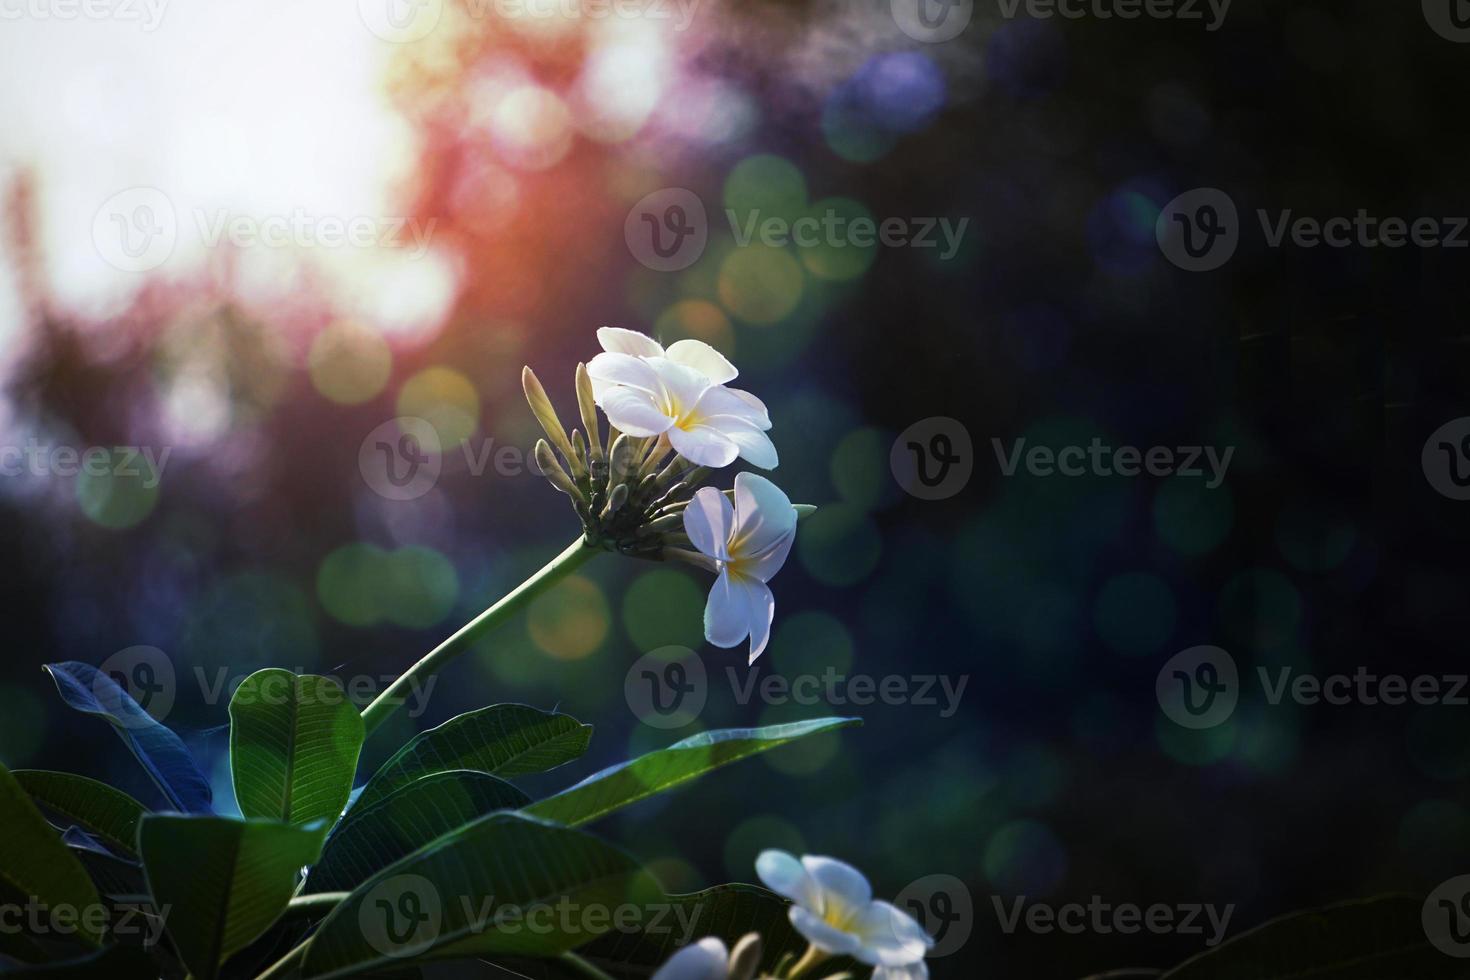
[43,662,212,813]
[138,813,328,980]
[525,717,861,827]
[301,811,655,980]
[14,770,147,859]
[488,884,850,980]
[0,761,104,946]
[1161,895,1458,979]
[353,704,591,812]
[229,669,365,826]
[303,770,530,895]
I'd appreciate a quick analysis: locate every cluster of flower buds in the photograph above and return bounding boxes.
[522,363,711,561]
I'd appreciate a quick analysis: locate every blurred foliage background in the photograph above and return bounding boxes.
[1,0,1469,976]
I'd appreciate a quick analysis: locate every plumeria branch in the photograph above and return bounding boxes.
[362,328,812,734]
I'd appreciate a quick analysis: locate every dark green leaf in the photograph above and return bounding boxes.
[301,812,655,979]
[304,770,530,895]
[1161,895,1460,979]
[354,705,591,812]
[229,669,365,826]
[43,662,212,813]
[0,761,104,946]
[14,770,147,859]
[525,718,861,827]
[138,813,327,980]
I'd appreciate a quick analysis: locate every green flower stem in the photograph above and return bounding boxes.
[559,951,618,980]
[361,537,599,736]
[787,944,829,979]
[254,938,310,980]
[283,892,350,917]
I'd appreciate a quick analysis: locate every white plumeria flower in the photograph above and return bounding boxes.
[651,933,762,980]
[588,327,777,470]
[755,850,934,968]
[873,963,929,980]
[651,938,733,980]
[683,473,797,663]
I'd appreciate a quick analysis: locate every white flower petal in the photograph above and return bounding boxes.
[755,850,822,911]
[739,529,793,584]
[599,386,674,438]
[788,907,863,957]
[730,387,769,418]
[742,577,775,664]
[872,963,929,980]
[650,937,730,980]
[669,424,740,468]
[802,856,873,910]
[683,487,735,561]
[647,357,711,418]
[598,326,665,358]
[723,424,779,470]
[588,351,662,394]
[731,472,797,557]
[696,385,770,429]
[704,569,752,649]
[665,339,738,385]
[851,901,933,967]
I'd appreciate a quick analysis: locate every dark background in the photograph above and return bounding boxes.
[3,1,1470,976]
